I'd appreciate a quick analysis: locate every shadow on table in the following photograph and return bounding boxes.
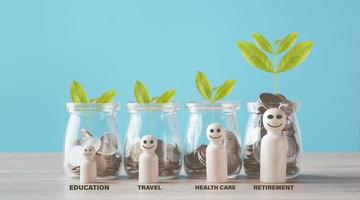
[288,174,360,184]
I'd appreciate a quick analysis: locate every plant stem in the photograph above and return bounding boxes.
[272,47,278,94]
[274,72,277,94]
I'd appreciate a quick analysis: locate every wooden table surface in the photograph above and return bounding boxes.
[0,153,359,200]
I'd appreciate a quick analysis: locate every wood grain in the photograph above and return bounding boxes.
[0,153,359,200]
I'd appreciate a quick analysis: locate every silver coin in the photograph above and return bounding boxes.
[225,130,241,174]
[95,154,107,175]
[286,136,299,162]
[225,130,240,153]
[155,139,165,161]
[276,93,288,102]
[197,145,207,166]
[80,129,93,138]
[227,153,240,174]
[283,119,296,136]
[98,141,117,156]
[259,93,281,105]
[128,141,142,162]
[100,133,119,149]
[166,144,181,163]
[279,102,296,114]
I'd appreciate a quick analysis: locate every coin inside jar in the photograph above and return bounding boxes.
[125,138,181,178]
[243,93,301,178]
[66,130,121,178]
[184,129,241,177]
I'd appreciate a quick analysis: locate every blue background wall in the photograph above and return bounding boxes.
[0,0,359,152]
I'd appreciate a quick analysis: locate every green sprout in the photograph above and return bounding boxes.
[195,71,236,103]
[237,33,313,94]
[70,81,116,103]
[133,80,176,104]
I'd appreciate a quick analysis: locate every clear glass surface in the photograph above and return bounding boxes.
[64,103,121,179]
[184,101,242,178]
[124,102,181,179]
[243,101,302,178]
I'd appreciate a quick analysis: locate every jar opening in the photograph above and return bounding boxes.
[66,103,120,113]
[186,101,240,112]
[126,102,179,112]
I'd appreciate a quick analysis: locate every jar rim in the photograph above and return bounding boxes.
[185,101,240,111]
[246,101,299,113]
[66,102,120,113]
[126,102,179,112]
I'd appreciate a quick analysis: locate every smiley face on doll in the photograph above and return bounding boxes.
[140,135,158,151]
[263,108,286,132]
[82,144,96,158]
[206,123,225,143]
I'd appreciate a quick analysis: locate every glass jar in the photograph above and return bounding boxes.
[64,103,121,179]
[243,101,301,178]
[124,102,182,179]
[184,101,242,178]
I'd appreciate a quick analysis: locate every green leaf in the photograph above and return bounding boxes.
[252,33,273,54]
[237,41,273,73]
[276,32,299,54]
[70,81,88,103]
[134,80,151,103]
[155,89,176,103]
[277,41,314,73]
[94,90,116,103]
[213,80,236,102]
[195,71,212,100]
[70,82,80,102]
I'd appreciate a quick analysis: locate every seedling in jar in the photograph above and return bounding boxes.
[134,80,176,104]
[70,81,116,103]
[237,33,313,94]
[195,71,236,103]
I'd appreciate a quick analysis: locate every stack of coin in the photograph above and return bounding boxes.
[66,131,121,178]
[184,130,242,178]
[225,130,242,175]
[243,93,300,178]
[125,139,182,178]
[184,145,207,177]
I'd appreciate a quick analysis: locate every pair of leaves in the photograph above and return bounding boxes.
[237,32,313,74]
[195,71,236,102]
[252,32,298,55]
[70,81,116,103]
[252,32,299,54]
[134,80,176,104]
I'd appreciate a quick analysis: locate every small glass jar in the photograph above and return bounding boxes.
[124,102,182,179]
[184,101,242,178]
[64,103,121,179]
[243,101,301,178]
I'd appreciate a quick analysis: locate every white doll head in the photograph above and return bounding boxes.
[82,144,96,158]
[206,123,225,144]
[263,108,286,132]
[140,135,157,152]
